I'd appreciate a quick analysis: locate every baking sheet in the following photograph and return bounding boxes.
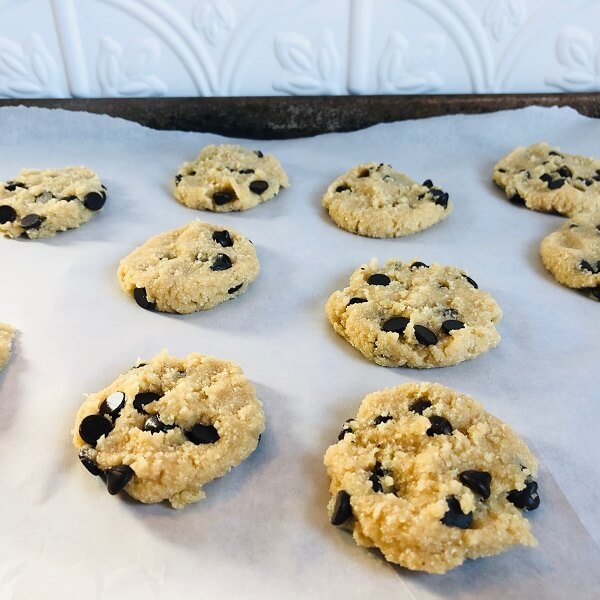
[0,105,598,599]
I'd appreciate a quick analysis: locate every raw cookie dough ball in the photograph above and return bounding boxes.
[321,163,452,237]
[0,322,15,370]
[72,351,265,508]
[493,143,600,216]
[324,382,540,574]
[540,210,600,301]
[325,259,501,368]
[173,144,289,212]
[0,166,107,239]
[118,220,260,314]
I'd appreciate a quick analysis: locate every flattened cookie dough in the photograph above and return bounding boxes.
[0,166,106,239]
[72,351,265,508]
[325,259,501,368]
[540,211,600,301]
[321,163,452,237]
[173,144,289,212]
[493,143,600,216]
[324,382,540,574]
[0,322,16,370]
[118,221,259,314]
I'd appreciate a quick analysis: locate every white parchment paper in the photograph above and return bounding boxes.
[0,106,598,599]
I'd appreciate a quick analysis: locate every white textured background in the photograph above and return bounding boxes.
[0,0,599,98]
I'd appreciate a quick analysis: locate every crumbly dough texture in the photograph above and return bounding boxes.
[72,351,265,508]
[540,211,600,298]
[118,220,260,314]
[0,322,15,370]
[324,382,539,574]
[325,259,502,368]
[493,143,600,216]
[321,163,452,237]
[173,144,289,212]
[0,166,106,239]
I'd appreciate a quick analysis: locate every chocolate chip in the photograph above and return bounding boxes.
[414,325,438,346]
[211,253,232,271]
[507,477,540,511]
[212,230,233,247]
[547,178,565,190]
[0,205,16,223]
[143,415,174,434]
[131,362,147,369]
[335,184,350,193]
[557,166,572,178]
[509,193,525,206]
[347,297,367,306]
[62,195,77,202]
[459,470,491,499]
[35,191,54,204]
[374,415,393,425]
[442,319,465,334]
[464,275,478,288]
[569,223,578,228]
[213,190,237,205]
[409,399,432,414]
[338,419,355,440]
[426,415,453,436]
[539,173,552,183]
[585,179,594,186]
[133,287,156,311]
[369,461,385,492]
[580,260,600,274]
[367,273,390,286]
[254,150,264,158]
[249,180,268,194]
[331,490,352,525]
[175,174,182,183]
[4,181,26,191]
[105,465,134,495]
[186,423,220,444]
[548,151,561,157]
[99,391,126,419]
[83,191,105,211]
[382,317,409,334]
[497,168,506,173]
[239,168,254,174]
[78,449,103,477]
[586,287,600,301]
[430,189,449,208]
[20,214,44,229]
[422,179,433,188]
[358,168,370,178]
[441,496,473,528]
[410,261,429,270]
[79,415,113,446]
[228,283,243,294]
[133,392,161,414]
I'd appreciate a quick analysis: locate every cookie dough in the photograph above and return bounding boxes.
[173,144,289,212]
[0,166,106,239]
[324,382,540,574]
[493,143,600,216]
[118,221,260,314]
[325,259,501,368]
[540,211,600,301]
[321,163,452,238]
[72,351,265,508]
[0,322,15,370]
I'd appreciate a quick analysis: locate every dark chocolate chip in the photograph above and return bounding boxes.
[557,166,572,178]
[409,399,432,414]
[79,414,113,446]
[239,168,255,174]
[497,168,506,173]
[105,465,134,495]
[99,391,126,419]
[414,325,438,346]
[338,419,355,441]
[441,496,473,528]
[374,415,393,425]
[20,214,44,229]
[539,173,553,183]
[186,423,220,444]
[131,362,147,369]
[0,205,16,223]
[4,181,26,191]
[426,415,453,436]
[369,461,385,492]
[347,297,367,306]
[586,287,600,301]
[133,392,161,414]
[509,193,525,206]
[459,470,492,499]
[547,178,565,190]
[213,190,237,205]
[358,168,370,178]
[331,490,352,525]
[442,319,465,334]
[249,180,268,194]
[254,150,264,158]
[580,260,599,274]
[83,191,105,211]
[228,283,243,294]
[35,191,54,203]
[62,195,77,202]
[507,477,540,511]
[212,229,233,247]
[335,184,350,193]
[422,179,433,188]
[442,307,459,318]
[211,253,232,271]
[78,449,103,477]
[143,415,175,434]
[464,275,478,288]
[569,223,578,228]
[175,174,182,183]
[133,287,156,311]
[548,151,561,157]
[367,273,390,286]
[410,261,429,270]
[585,179,594,186]
[431,189,449,208]
[382,316,409,335]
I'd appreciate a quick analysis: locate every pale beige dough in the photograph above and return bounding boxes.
[324,382,540,574]
[322,163,452,237]
[118,220,259,314]
[72,351,265,508]
[325,259,501,368]
[493,142,600,216]
[0,322,15,370]
[173,144,289,212]
[0,166,106,239]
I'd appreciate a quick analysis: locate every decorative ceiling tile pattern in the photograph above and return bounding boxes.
[0,0,598,98]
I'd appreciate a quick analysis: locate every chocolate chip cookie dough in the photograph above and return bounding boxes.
[0,166,106,239]
[173,144,289,212]
[72,351,265,508]
[321,163,451,237]
[493,143,600,216]
[0,322,15,371]
[325,259,501,368]
[118,220,259,313]
[324,382,540,574]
